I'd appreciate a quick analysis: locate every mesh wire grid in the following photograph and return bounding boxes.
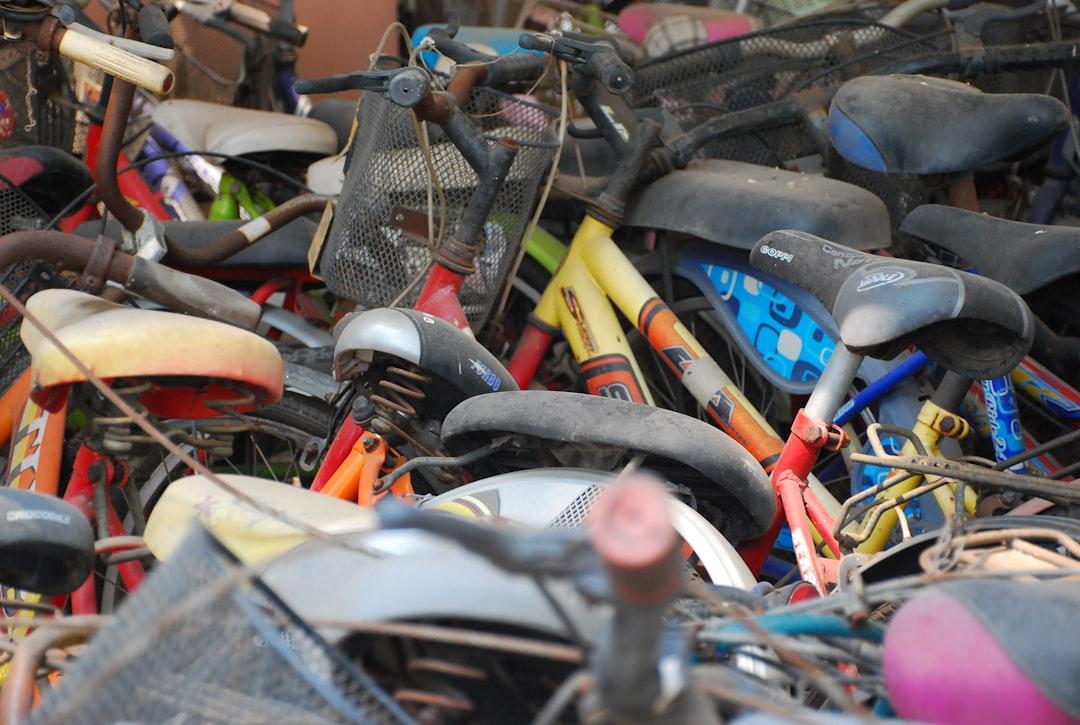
[0,39,76,152]
[166,14,249,106]
[629,15,953,232]
[322,86,558,327]
[0,176,64,395]
[31,525,412,725]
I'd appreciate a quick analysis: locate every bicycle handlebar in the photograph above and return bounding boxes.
[295,67,432,109]
[49,22,174,93]
[137,4,174,49]
[519,31,633,94]
[228,1,308,46]
[425,23,549,87]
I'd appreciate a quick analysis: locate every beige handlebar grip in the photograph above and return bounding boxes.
[57,29,174,94]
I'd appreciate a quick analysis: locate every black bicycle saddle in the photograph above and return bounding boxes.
[750,230,1033,379]
[440,390,776,541]
[0,487,94,595]
[829,75,1069,175]
[334,307,517,397]
[901,205,1080,296]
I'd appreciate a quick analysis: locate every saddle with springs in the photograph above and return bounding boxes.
[750,231,1034,380]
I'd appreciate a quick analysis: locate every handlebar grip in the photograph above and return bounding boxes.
[427,25,491,64]
[517,32,552,53]
[483,53,547,87]
[125,257,263,330]
[138,4,174,49]
[267,17,308,46]
[57,29,174,94]
[587,49,633,94]
[294,73,354,95]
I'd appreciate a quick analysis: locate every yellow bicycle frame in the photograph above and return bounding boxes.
[524,215,793,478]
[856,399,978,553]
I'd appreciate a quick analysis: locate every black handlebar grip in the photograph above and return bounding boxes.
[138,4,174,49]
[267,17,308,47]
[484,53,548,87]
[518,32,553,53]
[587,49,633,94]
[294,74,355,95]
[427,25,490,64]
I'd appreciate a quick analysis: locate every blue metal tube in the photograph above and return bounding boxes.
[712,613,884,654]
[833,352,931,426]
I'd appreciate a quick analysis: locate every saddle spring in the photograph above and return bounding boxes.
[88,380,255,458]
[369,364,433,438]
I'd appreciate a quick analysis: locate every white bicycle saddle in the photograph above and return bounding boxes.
[152,99,338,157]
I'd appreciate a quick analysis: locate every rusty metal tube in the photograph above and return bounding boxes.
[95,78,143,233]
[0,231,134,283]
[0,619,105,725]
[164,194,330,267]
[0,232,261,329]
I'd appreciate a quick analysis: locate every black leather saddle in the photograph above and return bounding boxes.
[624,158,891,251]
[334,307,517,401]
[81,218,315,268]
[829,75,1069,175]
[309,99,358,152]
[750,230,1034,379]
[0,487,94,595]
[901,205,1080,296]
[440,390,776,541]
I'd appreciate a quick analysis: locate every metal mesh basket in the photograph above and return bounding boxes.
[31,525,411,725]
[167,14,249,105]
[0,177,64,395]
[630,16,949,230]
[0,40,76,152]
[321,86,558,327]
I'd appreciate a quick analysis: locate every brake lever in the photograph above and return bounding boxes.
[295,66,431,107]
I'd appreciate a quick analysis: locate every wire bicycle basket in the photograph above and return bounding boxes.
[30,525,412,725]
[320,84,558,328]
[0,176,65,395]
[0,38,76,152]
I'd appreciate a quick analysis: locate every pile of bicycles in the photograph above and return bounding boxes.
[0,0,1079,722]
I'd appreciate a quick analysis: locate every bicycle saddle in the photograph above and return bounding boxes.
[0,487,93,595]
[307,99,357,151]
[334,307,517,398]
[829,75,1069,174]
[440,390,776,541]
[885,579,1080,724]
[21,289,283,417]
[143,474,377,564]
[152,100,339,158]
[901,205,1080,296]
[624,158,891,251]
[0,146,93,213]
[84,218,316,269]
[750,231,1033,379]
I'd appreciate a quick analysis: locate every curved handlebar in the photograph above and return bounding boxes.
[424,24,549,88]
[519,31,633,95]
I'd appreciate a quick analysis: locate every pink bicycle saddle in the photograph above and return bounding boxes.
[884,580,1080,724]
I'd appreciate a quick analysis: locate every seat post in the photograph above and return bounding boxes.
[805,346,864,423]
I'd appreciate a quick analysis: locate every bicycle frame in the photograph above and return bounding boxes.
[508,215,787,472]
